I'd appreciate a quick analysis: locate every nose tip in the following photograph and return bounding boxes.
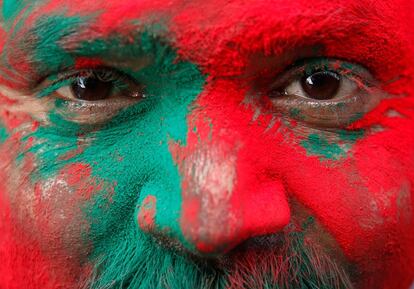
[180,181,291,255]
[136,181,290,256]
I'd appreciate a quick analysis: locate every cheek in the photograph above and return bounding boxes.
[1,135,95,256]
[0,109,117,261]
[0,129,95,288]
[268,111,414,278]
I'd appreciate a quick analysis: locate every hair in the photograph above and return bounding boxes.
[82,226,354,289]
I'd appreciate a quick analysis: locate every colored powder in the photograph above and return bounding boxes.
[301,133,346,160]
[338,129,365,142]
[0,123,8,143]
[300,130,364,160]
[26,27,207,259]
[31,15,85,77]
[2,0,26,21]
[1,2,413,289]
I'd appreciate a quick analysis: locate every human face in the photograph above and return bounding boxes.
[0,0,413,288]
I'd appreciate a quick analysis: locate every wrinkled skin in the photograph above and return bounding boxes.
[0,1,413,289]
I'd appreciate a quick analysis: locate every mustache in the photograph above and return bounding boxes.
[224,233,353,289]
[82,228,354,289]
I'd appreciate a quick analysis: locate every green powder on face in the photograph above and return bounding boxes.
[301,133,346,160]
[30,14,85,77]
[2,0,26,21]
[81,31,206,254]
[338,129,365,142]
[26,26,207,258]
[0,124,9,143]
[289,108,305,121]
[300,129,364,161]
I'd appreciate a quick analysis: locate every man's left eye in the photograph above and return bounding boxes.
[289,70,347,101]
[267,59,382,128]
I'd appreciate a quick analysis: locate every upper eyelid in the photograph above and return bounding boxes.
[53,67,128,83]
[36,67,135,98]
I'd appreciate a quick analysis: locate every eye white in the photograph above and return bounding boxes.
[56,86,76,100]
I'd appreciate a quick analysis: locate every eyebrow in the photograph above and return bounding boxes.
[1,0,407,86]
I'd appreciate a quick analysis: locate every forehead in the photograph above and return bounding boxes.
[2,0,410,29]
[0,0,413,92]
[1,0,408,13]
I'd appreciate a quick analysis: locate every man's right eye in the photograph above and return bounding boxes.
[55,69,145,102]
[38,68,147,125]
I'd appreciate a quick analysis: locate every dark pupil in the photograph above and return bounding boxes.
[70,76,113,101]
[301,71,341,100]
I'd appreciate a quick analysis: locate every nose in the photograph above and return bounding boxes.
[138,142,291,256]
[181,177,291,255]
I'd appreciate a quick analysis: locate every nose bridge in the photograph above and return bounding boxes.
[186,144,237,200]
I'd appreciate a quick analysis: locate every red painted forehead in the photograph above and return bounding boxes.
[8,0,408,97]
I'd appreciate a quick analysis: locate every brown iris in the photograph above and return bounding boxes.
[70,76,114,101]
[301,71,341,100]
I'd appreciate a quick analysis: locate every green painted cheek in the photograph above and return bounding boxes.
[84,63,205,252]
[22,106,81,179]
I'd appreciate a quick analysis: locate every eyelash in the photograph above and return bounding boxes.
[35,58,379,129]
[270,58,373,93]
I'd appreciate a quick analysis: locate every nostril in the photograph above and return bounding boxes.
[231,233,286,253]
[137,195,157,232]
[136,178,290,258]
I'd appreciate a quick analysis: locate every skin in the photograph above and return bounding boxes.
[0,0,413,288]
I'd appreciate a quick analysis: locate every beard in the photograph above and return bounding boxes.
[82,226,354,289]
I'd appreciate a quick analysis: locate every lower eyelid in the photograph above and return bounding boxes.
[268,89,378,128]
[54,97,141,125]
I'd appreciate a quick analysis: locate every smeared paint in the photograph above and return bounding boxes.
[301,130,365,160]
[301,133,347,160]
[0,1,413,289]
[31,14,86,78]
[2,0,26,21]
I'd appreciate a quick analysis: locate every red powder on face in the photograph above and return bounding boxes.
[75,57,104,70]
[167,1,414,287]
[138,195,157,232]
[0,141,83,289]
[0,1,413,288]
